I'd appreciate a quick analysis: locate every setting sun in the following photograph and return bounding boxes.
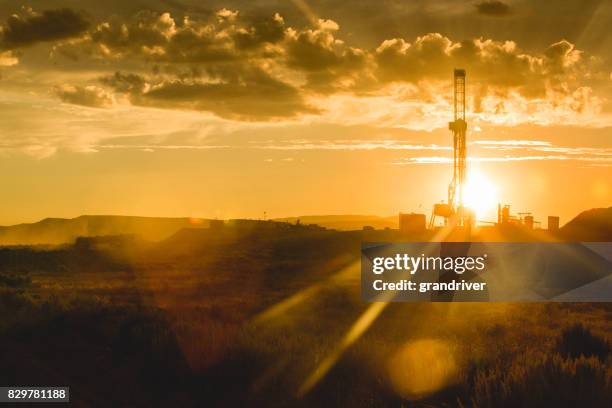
[464,169,499,220]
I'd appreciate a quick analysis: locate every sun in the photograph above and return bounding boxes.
[463,169,498,220]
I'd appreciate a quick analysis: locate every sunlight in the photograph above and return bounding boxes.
[463,169,498,220]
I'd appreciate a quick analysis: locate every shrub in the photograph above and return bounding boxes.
[557,323,610,360]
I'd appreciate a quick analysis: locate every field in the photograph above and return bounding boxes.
[0,223,610,407]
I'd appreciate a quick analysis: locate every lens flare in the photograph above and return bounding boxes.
[387,339,459,400]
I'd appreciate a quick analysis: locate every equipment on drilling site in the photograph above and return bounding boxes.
[429,69,474,229]
[497,204,543,229]
[548,216,560,231]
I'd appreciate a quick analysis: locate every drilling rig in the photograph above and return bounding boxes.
[429,69,474,229]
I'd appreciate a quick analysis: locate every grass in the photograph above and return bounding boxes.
[472,353,610,408]
[0,229,610,406]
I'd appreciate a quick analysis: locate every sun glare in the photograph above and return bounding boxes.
[463,169,498,220]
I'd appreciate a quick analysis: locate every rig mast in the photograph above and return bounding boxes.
[448,69,467,214]
[429,69,472,229]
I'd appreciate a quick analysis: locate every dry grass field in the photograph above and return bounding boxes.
[0,224,610,407]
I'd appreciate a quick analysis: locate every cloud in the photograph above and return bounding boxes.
[56,10,370,91]
[17,7,603,124]
[285,19,370,92]
[100,72,147,93]
[393,155,612,165]
[543,40,582,74]
[0,7,89,49]
[375,34,458,83]
[472,140,552,147]
[373,33,598,111]
[475,1,511,17]
[375,34,539,87]
[0,50,18,66]
[55,84,114,108]
[101,68,317,120]
[90,10,231,62]
[248,140,451,151]
[391,139,612,166]
[286,19,347,71]
[233,13,286,50]
[473,140,612,157]
[86,8,286,63]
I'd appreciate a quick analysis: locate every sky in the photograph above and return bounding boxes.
[0,0,611,225]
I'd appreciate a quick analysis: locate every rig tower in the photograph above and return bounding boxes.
[448,69,467,215]
[429,69,473,229]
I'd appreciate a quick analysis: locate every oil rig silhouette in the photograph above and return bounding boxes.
[428,69,473,229]
[398,69,559,235]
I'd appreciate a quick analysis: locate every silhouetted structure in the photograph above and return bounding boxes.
[448,69,467,215]
[524,215,534,230]
[399,213,426,234]
[430,69,473,228]
[548,216,560,232]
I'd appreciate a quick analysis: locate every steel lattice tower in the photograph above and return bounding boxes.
[448,69,467,215]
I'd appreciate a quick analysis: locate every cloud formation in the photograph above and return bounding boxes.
[0,7,89,49]
[284,19,369,92]
[375,35,585,97]
[0,50,17,66]
[0,6,608,125]
[475,1,511,17]
[55,84,114,108]
[99,65,317,120]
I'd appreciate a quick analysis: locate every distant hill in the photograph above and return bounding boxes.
[560,207,612,241]
[273,215,398,231]
[0,214,396,246]
[1,207,610,246]
[0,215,210,246]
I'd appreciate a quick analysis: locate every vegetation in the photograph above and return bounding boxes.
[0,225,610,406]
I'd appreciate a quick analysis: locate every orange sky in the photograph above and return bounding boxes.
[0,1,610,225]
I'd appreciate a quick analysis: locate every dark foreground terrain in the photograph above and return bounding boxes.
[0,220,610,407]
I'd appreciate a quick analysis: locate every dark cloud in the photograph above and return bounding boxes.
[233,13,286,50]
[86,9,282,63]
[375,34,457,83]
[475,1,511,16]
[0,7,89,49]
[102,68,318,120]
[100,72,147,93]
[284,19,369,93]
[286,20,344,72]
[374,34,589,101]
